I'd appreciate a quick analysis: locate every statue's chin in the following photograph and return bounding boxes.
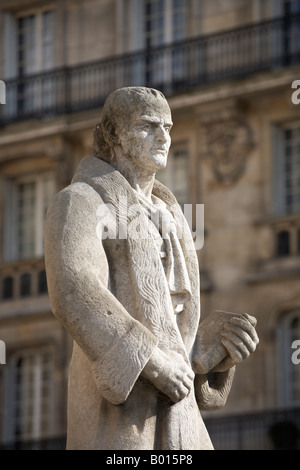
[151,153,168,171]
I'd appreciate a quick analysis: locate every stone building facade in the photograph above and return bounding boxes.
[0,0,299,449]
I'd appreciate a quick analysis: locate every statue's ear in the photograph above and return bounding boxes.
[103,120,120,146]
[93,123,113,162]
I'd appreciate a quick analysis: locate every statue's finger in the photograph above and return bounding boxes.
[182,376,193,392]
[223,325,258,353]
[227,318,259,345]
[220,336,246,363]
[241,313,257,326]
[177,383,190,400]
[187,370,195,381]
[221,330,256,361]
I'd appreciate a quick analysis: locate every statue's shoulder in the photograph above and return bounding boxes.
[48,180,101,222]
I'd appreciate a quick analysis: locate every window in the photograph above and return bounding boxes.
[144,0,188,86]
[1,266,48,302]
[17,10,55,113]
[20,273,31,297]
[38,270,48,294]
[272,219,300,258]
[126,0,189,87]
[2,277,14,300]
[144,0,187,48]
[4,174,55,262]
[156,147,190,207]
[277,310,300,407]
[284,1,300,63]
[17,11,54,76]
[2,9,55,117]
[276,230,290,256]
[284,0,300,15]
[284,127,300,214]
[2,347,55,444]
[273,123,300,216]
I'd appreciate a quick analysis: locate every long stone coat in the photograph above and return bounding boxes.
[44,155,216,450]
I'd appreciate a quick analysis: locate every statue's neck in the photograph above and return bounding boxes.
[110,158,155,202]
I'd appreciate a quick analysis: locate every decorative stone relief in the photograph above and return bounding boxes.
[201,107,254,184]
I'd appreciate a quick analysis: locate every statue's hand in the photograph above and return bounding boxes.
[212,313,259,372]
[142,346,194,403]
[193,311,259,374]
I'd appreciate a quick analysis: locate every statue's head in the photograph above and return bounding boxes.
[94,87,172,171]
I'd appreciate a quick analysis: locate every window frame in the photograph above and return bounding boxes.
[2,345,56,444]
[3,172,55,263]
[16,7,55,76]
[272,120,300,217]
[144,0,188,48]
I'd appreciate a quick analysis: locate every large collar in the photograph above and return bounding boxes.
[72,155,179,209]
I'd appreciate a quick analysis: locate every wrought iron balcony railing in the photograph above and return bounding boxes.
[0,407,299,449]
[1,14,300,125]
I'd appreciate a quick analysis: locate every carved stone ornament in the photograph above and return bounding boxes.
[203,110,254,184]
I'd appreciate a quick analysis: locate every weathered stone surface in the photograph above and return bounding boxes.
[44,87,259,450]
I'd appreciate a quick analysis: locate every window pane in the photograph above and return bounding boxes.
[38,270,48,294]
[276,230,290,256]
[39,176,56,257]
[20,273,31,297]
[283,125,300,214]
[286,0,300,13]
[17,181,36,260]
[8,349,55,442]
[42,11,54,70]
[18,11,54,74]
[144,0,165,47]
[17,11,54,114]
[172,149,189,206]
[172,0,187,41]
[17,15,37,75]
[3,276,14,299]
[6,175,55,262]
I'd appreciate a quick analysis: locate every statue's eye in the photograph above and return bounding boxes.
[140,123,151,131]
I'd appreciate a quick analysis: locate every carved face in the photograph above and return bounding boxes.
[115,104,173,174]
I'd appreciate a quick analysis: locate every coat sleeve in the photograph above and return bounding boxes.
[44,183,159,405]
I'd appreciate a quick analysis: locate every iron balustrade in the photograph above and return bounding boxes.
[0,13,300,125]
[204,407,300,450]
[0,407,299,449]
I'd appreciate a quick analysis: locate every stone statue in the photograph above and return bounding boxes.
[44,87,259,450]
